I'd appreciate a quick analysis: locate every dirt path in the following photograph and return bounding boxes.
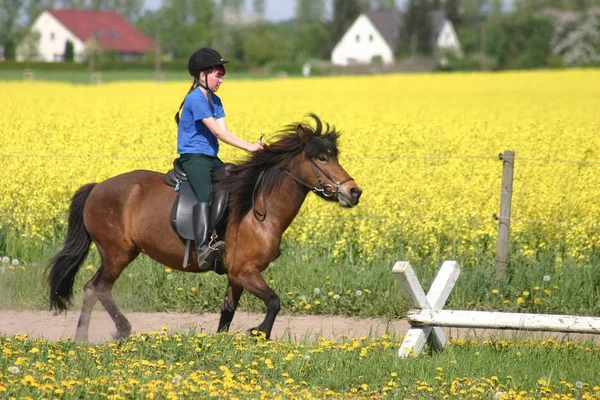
[1,309,599,343]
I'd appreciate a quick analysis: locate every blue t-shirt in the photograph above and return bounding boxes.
[177,88,225,156]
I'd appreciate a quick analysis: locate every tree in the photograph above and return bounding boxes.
[296,0,325,23]
[0,0,23,60]
[461,0,485,24]
[400,0,433,56]
[485,12,554,69]
[551,13,600,66]
[64,39,74,61]
[222,0,244,19]
[153,0,219,61]
[243,24,290,66]
[294,21,330,60]
[329,0,362,48]
[18,29,40,61]
[59,0,144,21]
[373,0,396,11]
[252,0,265,20]
[445,0,461,25]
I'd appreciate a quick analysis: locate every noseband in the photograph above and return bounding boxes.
[283,160,354,197]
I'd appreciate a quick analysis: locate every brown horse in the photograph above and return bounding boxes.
[48,114,362,341]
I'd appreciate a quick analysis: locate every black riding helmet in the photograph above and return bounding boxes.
[188,48,229,77]
[175,48,229,125]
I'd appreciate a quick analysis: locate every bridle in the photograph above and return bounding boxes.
[252,159,354,221]
[283,160,354,197]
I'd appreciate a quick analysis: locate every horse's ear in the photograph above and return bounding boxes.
[296,124,309,145]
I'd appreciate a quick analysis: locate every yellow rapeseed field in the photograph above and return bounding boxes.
[1,70,599,262]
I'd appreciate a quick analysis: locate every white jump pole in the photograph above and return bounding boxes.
[407,309,600,334]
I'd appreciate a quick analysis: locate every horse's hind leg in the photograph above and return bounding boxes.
[74,276,100,342]
[75,244,138,341]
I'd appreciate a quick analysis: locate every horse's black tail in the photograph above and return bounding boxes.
[48,183,97,313]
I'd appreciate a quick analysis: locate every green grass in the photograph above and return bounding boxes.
[1,331,598,398]
[1,236,600,319]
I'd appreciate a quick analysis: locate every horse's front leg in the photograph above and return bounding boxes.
[235,269,280,339]
[218,281,244,333]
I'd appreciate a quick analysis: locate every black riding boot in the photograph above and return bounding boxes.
[193,203,225,271]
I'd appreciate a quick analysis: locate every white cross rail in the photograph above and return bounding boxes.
[393,260,600,357]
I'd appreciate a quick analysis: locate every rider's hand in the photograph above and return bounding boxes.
[248,141,264,152]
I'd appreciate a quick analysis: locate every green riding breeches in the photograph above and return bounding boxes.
[178,153,224,203]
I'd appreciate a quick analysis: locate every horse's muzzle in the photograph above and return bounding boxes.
[338,185,362,207]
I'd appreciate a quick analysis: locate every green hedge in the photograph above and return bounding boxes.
[0,60,253,73]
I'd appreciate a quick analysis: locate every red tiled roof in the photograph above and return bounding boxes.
[48,8,153,54]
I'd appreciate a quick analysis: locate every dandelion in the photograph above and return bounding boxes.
[575,381,584,389]
[11,259,19,266]
[327,291,334,296]
[166,275,173,280]
[87,264,94,270]
[522,291,530,296]
[543,275,551,282]
[493,391,505,399]
[165,268,172,273]
[128,273,134,278]
[544,289,552,296]
[492,289,499,294]
[314,288,321,295]
[355,290,363,296]
[171,375,182,384]
[517,297,524,304]
[8,366,20,374]
[333,294,340,300]
[1,256,9,263]
[305,304,312,310]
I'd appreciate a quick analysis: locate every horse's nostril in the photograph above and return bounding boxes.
[350,187,362,199]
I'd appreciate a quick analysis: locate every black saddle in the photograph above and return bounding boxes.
[164,159,233,242]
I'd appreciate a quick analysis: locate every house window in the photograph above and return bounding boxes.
[50,32,55,41]
[110,30,119,38]
[355,34,360,42]
[369,34,373,42]
[94,28,104,37]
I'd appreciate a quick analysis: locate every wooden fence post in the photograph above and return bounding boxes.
[495,150,515,281]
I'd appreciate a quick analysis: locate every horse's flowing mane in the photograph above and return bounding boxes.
[218,113,340,224]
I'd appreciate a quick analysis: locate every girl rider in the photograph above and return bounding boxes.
[175,47,263,270]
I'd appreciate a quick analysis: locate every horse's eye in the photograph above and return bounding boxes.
[318,156,328,163]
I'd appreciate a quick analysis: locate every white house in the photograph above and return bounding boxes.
[17,9,153,62]
[331,10,462,66]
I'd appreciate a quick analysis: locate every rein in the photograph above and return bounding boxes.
[251,160,354,221]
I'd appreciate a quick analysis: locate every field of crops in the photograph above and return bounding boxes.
[2,70,599,262]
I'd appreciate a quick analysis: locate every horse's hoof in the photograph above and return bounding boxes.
[247,328,268,339]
